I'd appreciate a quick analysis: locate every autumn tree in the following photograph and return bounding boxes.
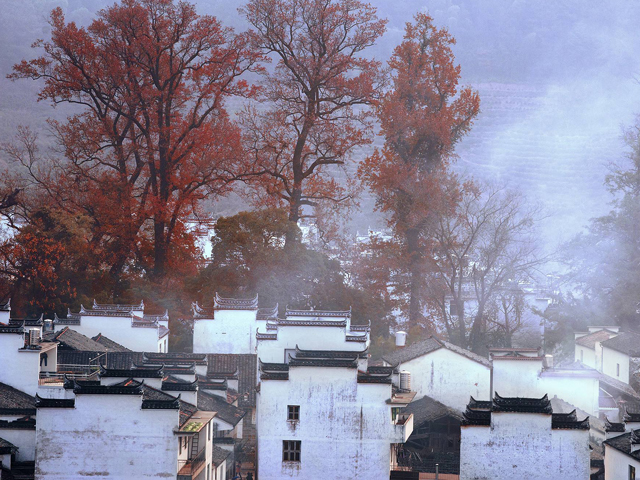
[10,0,263,282]
[360,13,480,326]
[240,0,387,247]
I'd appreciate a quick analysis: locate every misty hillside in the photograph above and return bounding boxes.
[2,0,640,249]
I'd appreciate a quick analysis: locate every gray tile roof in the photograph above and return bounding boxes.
[382,336,491,367]
[604,429,640,460]
[197,390,246,427]
[91,333,132,352]
[0,382,36,415]
[211,444,232,466]
[401,395,463,426]
[575,330,618,349]
[0,436,18,455]
[601,332,640,357]
[207,354,257,408]
[43,327,107,351]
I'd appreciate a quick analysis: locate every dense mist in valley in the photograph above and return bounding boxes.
[2,0,640,250]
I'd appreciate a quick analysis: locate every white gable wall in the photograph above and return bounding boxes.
[398,348,490,412]
[460,412,590,480]
[35,394,179,480]
[193,310,258,354]
[257,326,366,363]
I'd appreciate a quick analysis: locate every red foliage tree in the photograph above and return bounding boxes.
[240,0,387,247]
[10,0,263,280]
[360,13,480,326]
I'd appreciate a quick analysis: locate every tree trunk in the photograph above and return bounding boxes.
[284,188,302,250]
[469,308,486,354]
[406,227,423,325]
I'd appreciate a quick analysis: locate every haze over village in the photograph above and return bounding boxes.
[0,1,639,479]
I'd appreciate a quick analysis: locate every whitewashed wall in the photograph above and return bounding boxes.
[193,310,258,354]
[35,395,179,479]
[0,334,40,396]
[604,444,639,480]
[601,346,630,384]
[0,428,35,461]
[398,349,490,412]
[257,326,366,363]
[595,341,605,372]
[257,366,403,480]
[492,359,600,416]
[460,412,590,480]
[574,345,596,368]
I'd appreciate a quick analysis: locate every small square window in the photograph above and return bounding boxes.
[288,405,300,421]
[283,440,301,462]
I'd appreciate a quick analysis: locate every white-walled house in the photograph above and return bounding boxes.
[257,348,414,480]
[490,348,601,417]
[256,308,370,363]
[599,332,640,384]
[603,429,640,480]
[574,327,619,369]
[460,393,590,480]
[0,320,57,397]
[193,293,264,354]
[193,294,369,357]
[381,337,491,412]
[54,300,169,353]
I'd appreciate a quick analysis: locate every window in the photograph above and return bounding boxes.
[391,407,401,423]
[179,437,182,455]
[617,363,621,377]
[208,421,211,441]
[287,405,300,421]
[283,440,301,462]
[450,301,463,317]
[630,465,636,480]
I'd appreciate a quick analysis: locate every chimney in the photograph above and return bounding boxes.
[395,331,407,348]
[544,354,554,368]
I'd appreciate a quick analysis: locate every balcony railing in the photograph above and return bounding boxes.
[177,446,206,480]
[38,371,97,386]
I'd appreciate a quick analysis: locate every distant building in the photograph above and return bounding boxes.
[460,393,590,480]
[382,336,491,412]
[574,327,620,370]
[490,348,601,417]
[54,300,169,353]
[599,332,640,384]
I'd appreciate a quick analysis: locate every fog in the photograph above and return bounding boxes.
[2,0,640,251]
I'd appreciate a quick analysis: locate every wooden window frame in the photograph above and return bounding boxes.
[283,440,301,462]
[287,405,300,421]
